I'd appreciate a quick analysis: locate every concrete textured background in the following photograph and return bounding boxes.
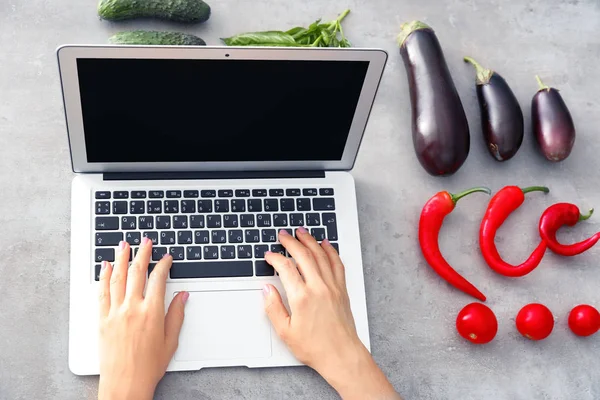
[2,0,600,399]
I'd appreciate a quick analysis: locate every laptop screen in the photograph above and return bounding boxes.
[76,58,370,163]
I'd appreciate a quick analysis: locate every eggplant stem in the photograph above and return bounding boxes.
[535,75,550,91]
[464,56,493,85]
[580,208,594,221]
[397,20,431,47]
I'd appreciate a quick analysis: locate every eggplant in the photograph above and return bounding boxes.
[397,21,469,176]
[464,57,524,161]
[532,76,576,162]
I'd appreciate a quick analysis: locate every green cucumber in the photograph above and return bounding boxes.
[98,0,211,23]
[109,30,206,45]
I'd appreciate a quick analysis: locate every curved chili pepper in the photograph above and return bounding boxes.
[479,186,549,277]
[419,187,491,301]
[539,203,600,256]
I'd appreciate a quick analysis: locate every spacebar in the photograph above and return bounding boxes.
[170,261,254,279]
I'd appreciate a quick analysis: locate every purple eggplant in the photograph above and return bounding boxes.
[397,21,469,176]
[532,76,576,162]
[464,57,524,161]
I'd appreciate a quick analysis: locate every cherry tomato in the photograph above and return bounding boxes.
[516,303,554,340]
[456,303,498,344]
[568,305,600,337]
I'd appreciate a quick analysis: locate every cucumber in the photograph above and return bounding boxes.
[109,30,206,45]
[98,0,211,23]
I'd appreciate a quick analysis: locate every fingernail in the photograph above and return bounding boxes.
[265,251,273,256]
[141,236,151,246]
[181,291,190,304]
[322,238,330,246]
[101,261,108,271]
[263,285,271,296]
[119,241,126,250]
[297,226,307,234]
[162,252,171,259]
[279,229,290,236]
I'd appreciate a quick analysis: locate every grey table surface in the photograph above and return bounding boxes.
[2,0,600,399]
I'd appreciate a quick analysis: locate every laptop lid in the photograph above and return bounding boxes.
[57,45,387,174]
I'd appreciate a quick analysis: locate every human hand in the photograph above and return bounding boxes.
[264,228,400,400]
[97,239,188,400]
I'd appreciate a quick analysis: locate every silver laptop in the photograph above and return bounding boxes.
[58,45,387,375]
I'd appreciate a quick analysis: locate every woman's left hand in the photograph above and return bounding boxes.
[98,238,188,400]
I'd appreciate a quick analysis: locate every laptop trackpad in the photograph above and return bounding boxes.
[174,290,272,362]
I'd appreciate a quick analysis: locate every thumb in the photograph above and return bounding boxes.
[164,291,189,359]
[263,284,290,339]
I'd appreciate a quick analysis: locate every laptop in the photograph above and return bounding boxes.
[58,45,387,375]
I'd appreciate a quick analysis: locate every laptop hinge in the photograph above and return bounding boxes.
[103,170,326,181]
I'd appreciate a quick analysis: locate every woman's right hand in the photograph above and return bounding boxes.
[264,228,400,400]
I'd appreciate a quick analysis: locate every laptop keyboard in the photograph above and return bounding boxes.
[93,187,338,281]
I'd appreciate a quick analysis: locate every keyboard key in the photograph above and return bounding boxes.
[254,245,269,258]
[152,247,168,261]
[190,215,205,228]
[194,230,210,244]
[113,191,129,199]
[184,190,199,198]
[270,244,285,256]
[235,189,250,197]
[95,191,111,199]
[303,188,318,196]
[245,229,260,243]
[248,199,262,212]
[164,200,179,213]
[313,198,335,211]
[197,200,213,213]
[231,199,246,212]
[169,247,185,260]
[252,189,267,197]
[95,202,110,215]
[160,231,175,245]
[306,213,321,226]
[273,214,288,227]
[187,246,203,260]
[170,261,253,279]
[96,232,122,246]
[218,189,233,197]
[281,228,293,236]
[121,216,136,230]
[323,213,338,241]
[125,232,141,246]
[297,198,311,211]
[207,215,222,228]
[167,190,181,198]
[138,216,154,229]
[173,216,188,229]
[223,214,238,228]
[257,214,271,227]
[181,200,196,213]
[255,260,275,276]
[264,199,279,212]
[204,246,219,259]
[131,191,146,199]
[262,229,277,242]
[95,248,114,263]
[290,213,304,226]
[212,230,227,243]
[286,189,301,196]
[280,199,295,211]
[143,231,158,245]
[269,189,284,197]
[228,230,244,243]
[320,188,335,196]
[330,242,339,253]
[178,231,193,244]
[240,214,255,227]
[148,201,162,214]
[130,201,145,214]
[95,217,119,230]
[156,216,171,229]
[311,228,326,241]
[94,264,101,281]
[149,191,164,198]
[113,201,127,214]
[215,200,230,213]
[237,245,252,259]
[201,190,216,198]
[221,245,236,259]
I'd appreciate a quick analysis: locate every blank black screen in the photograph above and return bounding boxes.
[76,58,369,163]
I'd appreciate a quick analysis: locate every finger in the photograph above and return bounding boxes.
[125,237,152,302]
[145,253,173,308]
[264,251,304,296]
[263,284,290,340]
[295,228,335,285]
[98,261,112,318]
[164,291,189,360]
[321,239,346,287]
[110,241,130,307]
[278,228,321,282]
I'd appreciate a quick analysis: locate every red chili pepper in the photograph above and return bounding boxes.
[539,203,600,256]
[479,186,549,277]
[419,187,490,302]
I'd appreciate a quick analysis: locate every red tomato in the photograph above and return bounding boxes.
[516,303,554,340]
[456,303,498,344]
[568,305,600,337]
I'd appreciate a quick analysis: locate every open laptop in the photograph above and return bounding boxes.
[58,45,387,375]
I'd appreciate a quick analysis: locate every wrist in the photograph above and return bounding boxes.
[98,377,155,400]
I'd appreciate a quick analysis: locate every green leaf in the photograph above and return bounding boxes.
[285,26,306,36]
[222,31,297,46]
